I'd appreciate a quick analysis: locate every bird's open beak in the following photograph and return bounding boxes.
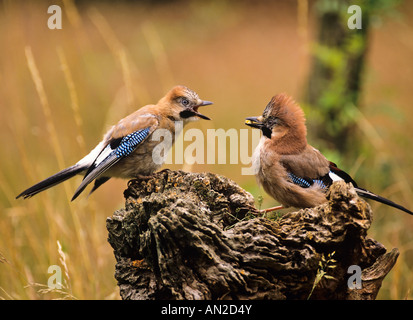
[245,116,263,129]
[193,100,213,120]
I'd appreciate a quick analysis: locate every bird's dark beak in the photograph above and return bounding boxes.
[193,100,213,120]
[245,116,263,129]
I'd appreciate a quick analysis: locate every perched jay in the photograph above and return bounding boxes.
[245,93,413,215]
[16,85,212,201]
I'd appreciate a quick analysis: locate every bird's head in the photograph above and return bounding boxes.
[160,85,213,122]
[245,93,307,152]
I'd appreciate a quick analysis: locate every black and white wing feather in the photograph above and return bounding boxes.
[71,127,151,200]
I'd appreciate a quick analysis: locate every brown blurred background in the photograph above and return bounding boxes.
[1,0,412,299]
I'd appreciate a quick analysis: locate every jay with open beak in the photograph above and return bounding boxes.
[245,93,413,215]
[16,85,212,201]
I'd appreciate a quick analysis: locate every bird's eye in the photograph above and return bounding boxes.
[181,98,190,106]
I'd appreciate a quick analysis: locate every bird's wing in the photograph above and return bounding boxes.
[107,107,158,140]
[279,145,356,190]
[280,147,413,215]
[280,146,330,178]
[328,161,358,187]
[71,114,158,200]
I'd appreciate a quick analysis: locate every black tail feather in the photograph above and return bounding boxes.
[356,187,413,216]
[71,152,119,201]
[16,165,86,199]
[70,176,110,202]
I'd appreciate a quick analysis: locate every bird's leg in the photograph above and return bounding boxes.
[258,205,285,218]
[259,205,284,214]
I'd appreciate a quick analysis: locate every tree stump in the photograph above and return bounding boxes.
[106,170,398,300]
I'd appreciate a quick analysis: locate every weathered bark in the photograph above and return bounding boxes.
[106,170,398,300]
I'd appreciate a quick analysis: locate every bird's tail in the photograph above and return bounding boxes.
[16,164,86,199]
[355,187,413,216]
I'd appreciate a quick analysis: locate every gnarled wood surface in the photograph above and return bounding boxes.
[106,170,398,300]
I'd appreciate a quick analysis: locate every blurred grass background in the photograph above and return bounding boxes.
[1,0,412,299]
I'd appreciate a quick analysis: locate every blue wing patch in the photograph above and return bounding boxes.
[288,172,311,188]
[71,127,151,201]
[115,127,150,158]
[313,179,328,189]
[288,172,328,190]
